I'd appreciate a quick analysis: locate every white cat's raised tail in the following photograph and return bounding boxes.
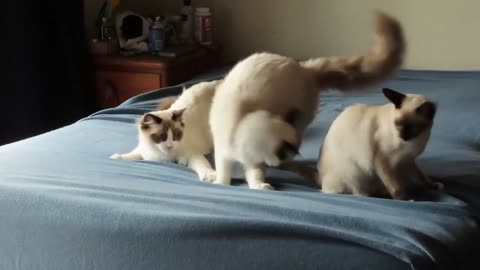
[209,12,406,190]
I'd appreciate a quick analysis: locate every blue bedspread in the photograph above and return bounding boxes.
[0,69,479,270]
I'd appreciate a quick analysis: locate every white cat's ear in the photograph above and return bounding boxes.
[172,108,186,122]
[382,88,406,108]
[141,113,162,129]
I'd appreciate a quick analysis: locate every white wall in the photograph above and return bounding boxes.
[85,0,480,70]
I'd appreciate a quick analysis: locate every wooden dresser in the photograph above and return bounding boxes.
[93,46,222,109]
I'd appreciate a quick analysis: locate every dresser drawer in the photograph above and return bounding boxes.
[95,71,163,108]
[93,46,222,110]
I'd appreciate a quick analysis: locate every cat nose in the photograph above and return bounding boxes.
[166,145,173,150]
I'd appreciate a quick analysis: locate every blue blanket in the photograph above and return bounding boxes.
[0,69,479,270]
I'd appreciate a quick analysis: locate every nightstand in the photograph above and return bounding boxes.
[93,46,222,109]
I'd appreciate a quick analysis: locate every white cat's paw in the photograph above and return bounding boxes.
[250,183,275,190]
[110,153,123,160]
[264,156,281,167]
[177,157,188,166]
[200,170,216,183]
[212,181,227,185]
[212,178,231,186]
[432,182,445,190]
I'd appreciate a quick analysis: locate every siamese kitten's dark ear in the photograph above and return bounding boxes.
[172,108,186,122]
[416,101,437,121]
[141,113,162,129]
[383,88,406,109]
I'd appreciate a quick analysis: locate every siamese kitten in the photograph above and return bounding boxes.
[318,88,444,200]
[111,80,222,182]
[209,12,406,190]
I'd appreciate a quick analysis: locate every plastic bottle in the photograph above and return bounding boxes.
[180,0,193,41]
[195,7,213,45]
[100,17,114,40]
[149,16,166,53]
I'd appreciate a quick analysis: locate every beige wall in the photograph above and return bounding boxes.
[85,0,480,70]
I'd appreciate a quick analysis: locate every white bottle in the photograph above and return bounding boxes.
[180,0,193,41]
[194,7,213,45]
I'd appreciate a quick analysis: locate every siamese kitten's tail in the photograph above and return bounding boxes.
[234,111,299,167]
[300,12,405,91]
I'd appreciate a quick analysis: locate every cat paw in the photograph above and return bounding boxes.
[432,182,445,190]
[353,191,371,197]
[212,177,231,186]
[177,157,188,166]
[264,156,281,167]
[250,183,275,190]
[110,153,123,160]
[212,180,229,186]
[200,171,216,183]
[391,189,409,200]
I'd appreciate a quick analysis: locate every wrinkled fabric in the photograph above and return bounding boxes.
[0,69,479,270]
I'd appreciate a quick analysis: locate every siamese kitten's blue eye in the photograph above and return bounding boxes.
[400,123,421,133]
[397,122,425,141]
[402,123,414,133]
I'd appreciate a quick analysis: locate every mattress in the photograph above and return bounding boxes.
[0,68,479,270]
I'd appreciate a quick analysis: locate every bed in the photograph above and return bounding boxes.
[1,67,479,270]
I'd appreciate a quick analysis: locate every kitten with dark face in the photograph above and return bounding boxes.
[110,109,188,162]
[137,110,186,160]
[317,88,443,200]
[111,80,221,182]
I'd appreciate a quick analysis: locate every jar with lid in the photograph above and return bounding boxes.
[194,7,213,45]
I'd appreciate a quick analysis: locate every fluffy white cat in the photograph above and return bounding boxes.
[318,88,443,200]
[209,12,406,190]
[111,80,222,182]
